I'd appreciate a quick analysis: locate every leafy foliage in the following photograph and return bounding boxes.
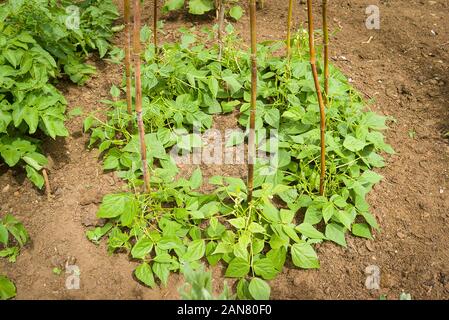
[0,214,29,263]
[179,263,233,300]
[0,0,118,187]
[85,26,392,299]
[162,0,244,21]
[0,275,16,300]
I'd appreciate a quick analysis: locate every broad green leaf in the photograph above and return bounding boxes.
[229,5,244,21]
[325,223,347,247]
[189,0,214,15]
[228,217,245,229]
[153,262,170,286]
[0,275,16,300]
[131,237,153,259]
[97,193,138,220]
[183,239,205,262]
[296,223,326,240]
[343,135,367,152]
[248,278,270,300]
[134,263,155,288]
[254,258,278,280]
[225,257,250,278]
[0,225,8,245]
[291,243,320,269]
[190,167,202,190]
[352,223,373,239]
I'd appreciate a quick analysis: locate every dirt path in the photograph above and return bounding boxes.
[1,0,448,300]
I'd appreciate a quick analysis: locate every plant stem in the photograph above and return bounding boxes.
[306,0,326,195]
[247,0,257,203]
[322,0,329,102]
[217,0,225,61]
[124,0,132,115]
[133,0,151,192]
[286,0,293,58]
[153,0,158,54]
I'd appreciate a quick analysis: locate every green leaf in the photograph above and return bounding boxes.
[183,239,205,262]
[254,258,278,280]
[295,223,326,240]
[208,77,219,98]
[248,222,265,234]
[229,5,243,21]
[110,85,120,98]
[163,0,184,12]
[322,202,336,223]
[228,217,246,229]
[0,275,16,300]
[131,237,153,259]
[225,257,250,278]
[135,263,156,288]
[25,165,44,189]
[190,167,202,190]
[222,75,242,95]
[352,223,373,239]
[0,225,8,245]
[226,130,245,147]
[325,223,347,247]
[153,262,170,286]
[264,108,280,128]
[97,193,139,221]
[248,278,270,300]
[291,243,320,269]
[343,136,367,152]
[188,0,214,15]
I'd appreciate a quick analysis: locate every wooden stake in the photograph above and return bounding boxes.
[124,0,133,115]
[286,0,293,58]
[42,169,51,200]
[322,0,329,101]
[133,0,151,192]
[153,0,158,54]
[306,0,326,195]
[217,0,225,61]
[247,0,257,203]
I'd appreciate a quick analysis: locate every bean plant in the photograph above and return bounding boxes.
[85,24,393,299]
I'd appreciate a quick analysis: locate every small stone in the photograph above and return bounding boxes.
[2,184,10,193]
[397,231,406,239]
[14,191,19,196]
[366,241,375,252]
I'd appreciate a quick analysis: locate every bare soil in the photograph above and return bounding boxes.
[1,0,448,300]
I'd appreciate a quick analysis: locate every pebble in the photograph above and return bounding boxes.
[2,184,10,193]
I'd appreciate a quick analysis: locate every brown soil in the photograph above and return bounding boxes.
[1,0,448,300]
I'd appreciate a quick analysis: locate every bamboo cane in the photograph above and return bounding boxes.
[247,0,257,203]
[306,0,326,195]
[153,0,158,54]
[286,0,293,58]
[322,0,329,101]
[133,0,151,192]
[124,0,132,115]
[217,0,225,61]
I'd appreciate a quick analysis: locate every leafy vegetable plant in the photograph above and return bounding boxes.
[0,0,119,188]
[179,263,233,300]
[85,25,393,299]
[163,0,244,20]
[0,214,29,263]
